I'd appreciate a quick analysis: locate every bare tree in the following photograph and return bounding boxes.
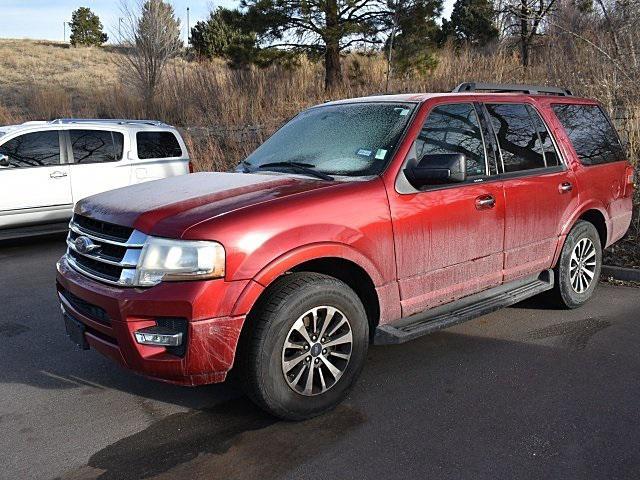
[497,0,556,66]
[116,0,182,112]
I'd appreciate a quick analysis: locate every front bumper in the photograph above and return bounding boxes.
[56,256,248,386]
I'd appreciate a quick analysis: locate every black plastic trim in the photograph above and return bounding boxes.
[374,270,554,345]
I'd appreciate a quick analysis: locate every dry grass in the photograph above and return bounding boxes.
[0,38,638,166]
[0,37,637,265]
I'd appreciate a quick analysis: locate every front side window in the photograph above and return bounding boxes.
[0,131,61,168]
[137,132,182,159]
[552,104,624,165]
[242,102,416,176]
[70,130,124,164]
[486,103,547,173]
[416,103,487,176]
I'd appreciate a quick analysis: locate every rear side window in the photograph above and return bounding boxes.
[136,132,182,159]
[486,103,551,173]
[0,131,61,168]
[70,130,124,164]
[416,103,487,176]
[526,105,560,167]
[552,104,624,165]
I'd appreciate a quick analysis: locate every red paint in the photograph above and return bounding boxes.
[56,92,634,386]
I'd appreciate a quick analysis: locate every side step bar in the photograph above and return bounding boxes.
[374,270,554,345]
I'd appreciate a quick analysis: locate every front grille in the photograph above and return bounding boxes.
[73,214,133,243]
[65,216,147,286]
[59,287,110,325]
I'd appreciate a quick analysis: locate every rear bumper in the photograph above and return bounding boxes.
[56,256,248,386]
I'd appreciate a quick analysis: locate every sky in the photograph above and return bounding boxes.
[0,0,455,42]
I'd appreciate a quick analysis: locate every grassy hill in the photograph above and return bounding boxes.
[0,39,124,122]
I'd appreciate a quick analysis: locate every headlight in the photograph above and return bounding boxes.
[134,237,225,287]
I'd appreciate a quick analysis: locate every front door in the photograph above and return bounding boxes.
[483,102,579,281]
[0,130,71,229]
[387,102,506,317]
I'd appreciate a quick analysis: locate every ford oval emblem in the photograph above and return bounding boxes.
[74,235,100,254]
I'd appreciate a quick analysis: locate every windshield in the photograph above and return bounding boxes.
[241,102,416,177]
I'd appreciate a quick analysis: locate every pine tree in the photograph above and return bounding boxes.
[70,7,108,47]
[441,0,498,47]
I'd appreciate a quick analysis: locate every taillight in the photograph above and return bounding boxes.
[625,165,636,195]
[188,161,194,174]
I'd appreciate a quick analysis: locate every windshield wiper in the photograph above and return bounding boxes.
[255,161,334,181]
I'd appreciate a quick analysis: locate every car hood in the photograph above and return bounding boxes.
[75,172,335,238]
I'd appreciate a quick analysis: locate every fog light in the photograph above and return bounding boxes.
[134,327,183,346]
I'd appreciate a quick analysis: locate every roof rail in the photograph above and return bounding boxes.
[452,82,573,96]
[49,118,169,127]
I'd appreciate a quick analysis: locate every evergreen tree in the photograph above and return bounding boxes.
[391,0,443,75]
[69,7,108,47]
[190,8,260,66]
[239,0,394,90]
[441,0,498,47]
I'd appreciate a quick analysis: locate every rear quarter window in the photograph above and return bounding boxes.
[552,104,624,165]
[136,131,182,159]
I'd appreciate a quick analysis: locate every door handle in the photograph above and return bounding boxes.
[559,182,573,193]
[50,171,68,179]
[475,194,496,210]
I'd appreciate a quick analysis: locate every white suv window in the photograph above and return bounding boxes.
[0,131,61,168]
[136,131,182,159]
[70,130,124,164]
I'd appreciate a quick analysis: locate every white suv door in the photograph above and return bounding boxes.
[0,130,72,229]
[64,128,132,201]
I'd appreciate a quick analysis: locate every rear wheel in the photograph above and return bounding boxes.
[551,220,602,309]
[238,272,369,420]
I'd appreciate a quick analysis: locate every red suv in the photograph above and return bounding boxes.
[56,83,635,419]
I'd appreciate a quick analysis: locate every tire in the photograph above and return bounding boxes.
[237,272,369,420]
[550,220,602,309]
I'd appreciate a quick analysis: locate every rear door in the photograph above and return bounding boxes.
[483,102,578,281]
[133,130,190,183]
[0,129,71,229]
[388,102,505,317]
[65,128,131,202]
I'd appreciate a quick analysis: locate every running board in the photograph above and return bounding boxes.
[374,270,554,345]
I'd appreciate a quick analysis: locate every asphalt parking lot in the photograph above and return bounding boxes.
[1,235,639,480]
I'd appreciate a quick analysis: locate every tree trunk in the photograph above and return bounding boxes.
[324,0,342,91]
[520,2,529,67]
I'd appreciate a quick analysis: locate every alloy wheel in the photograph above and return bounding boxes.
[569,237,597,294]
[281,306,353,396]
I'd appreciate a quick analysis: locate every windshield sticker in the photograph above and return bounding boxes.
[399,108,411,116]
[357,149,372,157]
[375,149,387,160]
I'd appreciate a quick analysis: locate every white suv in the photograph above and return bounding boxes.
[0,119,191,240]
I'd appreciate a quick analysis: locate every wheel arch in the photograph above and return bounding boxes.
[554,205,609,267]
[232,244,385,341]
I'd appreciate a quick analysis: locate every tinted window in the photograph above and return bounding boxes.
[70,130,124,164]
[552,104,624,165]
[486,103,546,173]
[137,132,182,159]
[416,103,486,176]
[0,131,60,168]
[526,105,560,167]
[242,103,415,176]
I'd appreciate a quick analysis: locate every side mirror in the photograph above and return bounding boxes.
[404,153,466,189]
[0,154,9,167]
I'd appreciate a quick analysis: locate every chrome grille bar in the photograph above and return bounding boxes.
[65,217,147,286]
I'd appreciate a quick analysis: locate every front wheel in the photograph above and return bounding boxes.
[238,272,369,420]
[551,220,602,309]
